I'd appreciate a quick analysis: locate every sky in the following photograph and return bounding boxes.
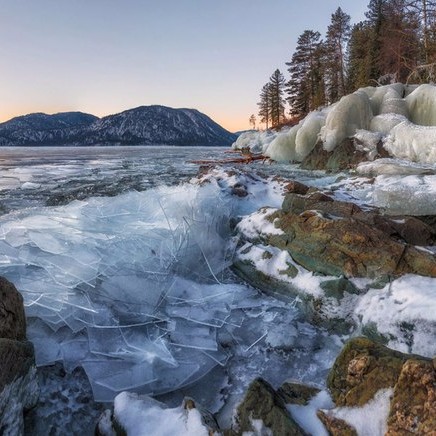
[0,0,367,132]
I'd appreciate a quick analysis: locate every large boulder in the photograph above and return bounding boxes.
[386,358,436,434]
[0,277,39,435]
[327,337,413,407]
[326,337,436,435]
[0,276,26,340]
[269,209,436,278]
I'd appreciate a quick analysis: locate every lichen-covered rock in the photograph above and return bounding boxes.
[316,409,358,436]
[269,209,436,278]
[386,359,436,435]
[327,337,429,407]
[301,138,369,172]
[277,382,320,406]
[231,378,306,435]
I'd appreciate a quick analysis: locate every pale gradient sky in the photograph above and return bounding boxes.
[0,0,367,132]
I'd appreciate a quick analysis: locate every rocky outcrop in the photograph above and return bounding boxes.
[300,138,385,172]
[269,207,436,278]
[230,378,306,435]
[237,183,436,280]
[0,277,38,435]
[327,337,436,435]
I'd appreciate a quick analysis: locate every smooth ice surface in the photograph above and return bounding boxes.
[406,83,436,125]
[255,83,436,165]
[321,91,372,152]
[384,121,436,164]
[265,111,325,162]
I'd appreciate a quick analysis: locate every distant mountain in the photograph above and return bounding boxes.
[0,106,236,147]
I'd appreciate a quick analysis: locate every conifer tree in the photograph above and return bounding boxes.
[286,30,324,117]
[258,83,272,129]
[347,22,374,89]
[325,7,351,100]
[268,69,286,127]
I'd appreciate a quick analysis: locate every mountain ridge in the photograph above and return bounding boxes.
[0,106,236,147]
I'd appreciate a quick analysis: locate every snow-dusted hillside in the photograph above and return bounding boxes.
[0,112,98,146]
[84,105,236,146]
[0,106,236,147]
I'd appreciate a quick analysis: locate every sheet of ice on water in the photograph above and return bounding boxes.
[0,181,274,401]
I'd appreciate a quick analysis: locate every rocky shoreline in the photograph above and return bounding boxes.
[1,141,436,434]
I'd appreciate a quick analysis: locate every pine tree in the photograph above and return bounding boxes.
[325,7,351,100]
[286,30,324,117]
[268,69,286,127]
[406,0,436,63]
[249,114,256,130]
[258,83,272,129]
[347,22,374,90]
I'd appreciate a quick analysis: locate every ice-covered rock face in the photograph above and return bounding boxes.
[264,111,326,163]
[320,91,373,152]
[384,121,436,164]
[261,82,436,165]
[232,130,277,154]
[406,83,436,126]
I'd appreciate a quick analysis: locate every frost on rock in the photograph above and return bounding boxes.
[265,124,300,162]
[263,82,436,165]
[369,113,407,135]
[100,392,212,436]
[232,130,277,154]
[320,91,372,152]
[372,174,436,215]
[384,121,436,163]
[354,275,436,356]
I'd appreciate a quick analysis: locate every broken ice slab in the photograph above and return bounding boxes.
[26,319,63,366]
[120,328,177,367]
[61,335,90,372]
[169,320,217,351]
[82,360,156,397]
[87,325,176,365]
[28,230,68,255]
[100,274,165,308]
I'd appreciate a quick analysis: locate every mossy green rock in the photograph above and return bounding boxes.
[301,138,367,172]
[316,410,358,436]
[232,378,306,435]
[327,337,429,407]
[277,382,320,406]
[269,210,436,278]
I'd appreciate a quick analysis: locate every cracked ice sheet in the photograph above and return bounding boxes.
[0,179,290,401]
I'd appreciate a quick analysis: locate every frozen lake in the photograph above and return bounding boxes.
[0,146,343,432]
